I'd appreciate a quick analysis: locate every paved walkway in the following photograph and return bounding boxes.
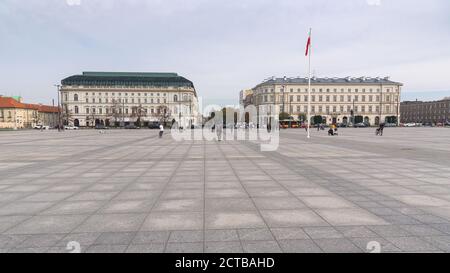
[0,128,450,253]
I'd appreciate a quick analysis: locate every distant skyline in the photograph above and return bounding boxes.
[1,0,450,106]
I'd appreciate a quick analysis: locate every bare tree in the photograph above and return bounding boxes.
[154,105,171,127]
[131,104,147,127]
[109,99,122,127]
[62,104,74,126]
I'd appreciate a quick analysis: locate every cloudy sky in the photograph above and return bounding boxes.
[1,0,449,106]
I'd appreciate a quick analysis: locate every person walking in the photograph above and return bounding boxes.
[216,123,223,141]
[159,124,164,138]
[379,123,385,136]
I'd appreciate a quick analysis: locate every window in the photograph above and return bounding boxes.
[75,106,79,114]
[86,108,90,114]
[74,94,79,101]
[174,95,178,102]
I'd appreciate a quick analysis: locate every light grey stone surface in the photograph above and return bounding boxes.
[1,128,450,252]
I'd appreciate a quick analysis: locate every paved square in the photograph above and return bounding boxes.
[1,128,450,252]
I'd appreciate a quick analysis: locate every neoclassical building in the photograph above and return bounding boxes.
[251,76,403,125]
[60,72,199,128]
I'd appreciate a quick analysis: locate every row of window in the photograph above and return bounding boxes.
[65,93,193,102]
[72,98,169,104]
[278,105,392,114]
[259,94,399,103]
[259,87,398,94]
[73,106,190,115]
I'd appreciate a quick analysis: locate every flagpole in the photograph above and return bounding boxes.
[307,28,312,139]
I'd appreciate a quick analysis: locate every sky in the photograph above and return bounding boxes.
[1,0,450,106]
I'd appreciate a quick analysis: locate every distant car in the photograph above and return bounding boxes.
[148,123,160,129]
[337,123,348,128]
[354,122,367,128]
[404,123,416,127]
[125,124,139,129]
[445,121,450,127]
[385,123,397,127]
[34,125,49,130]
[422,122,433,127]
[95,125,109,130]
[64,126,79,130]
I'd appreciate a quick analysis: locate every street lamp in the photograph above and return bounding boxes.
[54,84,62,132]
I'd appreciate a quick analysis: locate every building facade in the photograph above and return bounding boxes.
[60,72,199,128]
[0,96,59,129]
[401,98,450,124]
[251,76,403,125]
[239,89,254,107]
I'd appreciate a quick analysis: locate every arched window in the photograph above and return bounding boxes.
[74,106,79,114]
[74,94,79,101]
[174,95,178,102]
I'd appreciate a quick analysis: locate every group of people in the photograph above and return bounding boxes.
[328,124,338,136]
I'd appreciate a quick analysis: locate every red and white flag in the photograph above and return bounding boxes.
[305,30,311,56]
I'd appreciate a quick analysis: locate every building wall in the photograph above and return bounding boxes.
[252,82,402,125]
[401,100,450,123]
[0,108,57,129]
[60,86,199,128]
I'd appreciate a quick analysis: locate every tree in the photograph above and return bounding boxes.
[354,116,364,124]
[61,105,73,126]
[132,104,146,127]
[154,105,171,126]
[279,112,291,121]
[313,115,324,125]
[298,113,307,123]
[109,99,122,127]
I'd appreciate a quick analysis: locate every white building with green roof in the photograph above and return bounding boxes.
[60,72,199,128]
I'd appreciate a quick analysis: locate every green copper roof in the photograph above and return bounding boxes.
[62,71,195,89]
[82,72,179,78]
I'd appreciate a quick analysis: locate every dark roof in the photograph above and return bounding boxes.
[256,76,403,88]
[62,72,195,89]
